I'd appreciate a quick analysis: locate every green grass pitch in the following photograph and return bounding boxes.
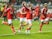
[0,19,52,39]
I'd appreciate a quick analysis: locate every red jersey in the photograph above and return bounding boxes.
[34,6,40,16]
[26,9,32,19]
[50,13,52,18]
[41,7,48,15]
[19,6,27,18]
[40,7,48,20]
[20,14,26,18]
[40,14,46,20]
[21,6,26,12]
[6,8,13,19]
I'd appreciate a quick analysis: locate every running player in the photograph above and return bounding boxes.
[3,4,16,34]
[18,1,27,32]
[33,4,41,20]
[25,3,33,33]
[39,3,48,32]
[1,5,7,24]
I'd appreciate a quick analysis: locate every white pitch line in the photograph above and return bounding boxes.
[0,31,52,36]
[31,31,52,34]
[17,31,52,34]
[0,33,14,36]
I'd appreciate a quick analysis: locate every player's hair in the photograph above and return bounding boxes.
[22,1,26,7]
[36,4,40,6]
[43,3,48,7]
[7,3,12,8]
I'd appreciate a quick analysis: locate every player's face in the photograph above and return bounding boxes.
[23,3,26,7]
[22,1,27,7]
[43,5,47,8]
[28,4,31,7]
[5,5,7,8]
[28,3,33,10]
[36,4,40,7]
[43,3,48,8]
[11,4,13,7]
[9,5,12,9]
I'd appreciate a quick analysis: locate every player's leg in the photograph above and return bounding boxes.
[26,19,32,33]
[39,20,44,32]
[4,16,7,22]
[8,19,16,34]
[10,24,16,34]
[23,18,27,26]
[18,18,24,32]
[2,16,8,25]
[44,18,49,24]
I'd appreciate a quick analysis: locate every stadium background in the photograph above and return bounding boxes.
[0,0,52,11]
[0,0,52,19]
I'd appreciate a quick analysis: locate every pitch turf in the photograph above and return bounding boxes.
[0,19,52,39]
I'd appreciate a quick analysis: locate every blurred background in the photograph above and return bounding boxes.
[0,0,52,10]
[0,0,52,11]
[9,0,52,5]
[0,0,52,19]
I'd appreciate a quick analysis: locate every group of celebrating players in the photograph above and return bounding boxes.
[1,1,51,34]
